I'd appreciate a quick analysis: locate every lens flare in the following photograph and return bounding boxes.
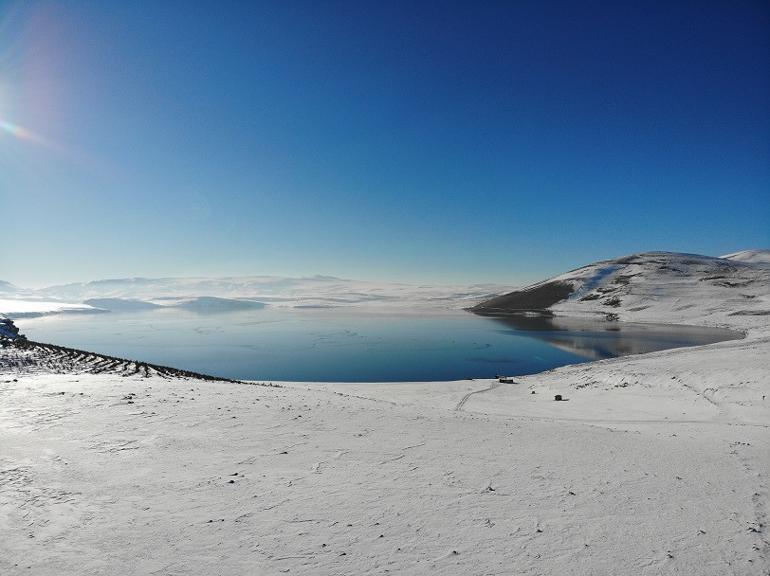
[0,114,96,167]
[0,117,49,146]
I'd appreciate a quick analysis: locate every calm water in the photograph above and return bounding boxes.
[16,309,741,382]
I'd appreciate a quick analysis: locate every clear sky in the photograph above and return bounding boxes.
[1,0,768,287]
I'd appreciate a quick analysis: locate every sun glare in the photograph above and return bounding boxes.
[0,118,49,146]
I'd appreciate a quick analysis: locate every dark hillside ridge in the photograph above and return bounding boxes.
[470,281,574,315]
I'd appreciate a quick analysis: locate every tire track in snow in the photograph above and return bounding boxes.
[455,382,501,411]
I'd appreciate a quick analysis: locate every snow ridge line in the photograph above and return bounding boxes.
[0,337,244,384]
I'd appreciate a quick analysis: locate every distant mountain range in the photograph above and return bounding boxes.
[0,274,507,317]
[3,250,768,322]
[0,280,20,295]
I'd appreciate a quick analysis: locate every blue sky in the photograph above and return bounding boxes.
[1,0,768,287]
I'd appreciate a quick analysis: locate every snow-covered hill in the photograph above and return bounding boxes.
[0,280,22,295]
[722,248,770,267]
[472,251,770,332]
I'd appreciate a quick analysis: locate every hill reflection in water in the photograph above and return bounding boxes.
[487,314,742,360]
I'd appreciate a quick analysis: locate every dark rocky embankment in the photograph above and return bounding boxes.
[470,280,574,315]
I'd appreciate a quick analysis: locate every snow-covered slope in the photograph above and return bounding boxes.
[2,330,768,575]
[473,251,770,333]
[0,280,20,295]
[722,248,770,267]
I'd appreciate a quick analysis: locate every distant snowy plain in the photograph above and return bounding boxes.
[0,274,509,317]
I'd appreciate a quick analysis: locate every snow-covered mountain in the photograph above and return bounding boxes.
[472,250,770,330]
[0,280,21,295]
[34,275,504,307]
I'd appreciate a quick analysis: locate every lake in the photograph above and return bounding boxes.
[16,308,741,382]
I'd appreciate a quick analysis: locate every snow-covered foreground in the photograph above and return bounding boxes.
[0,334,768,575]
[1,250,768,575]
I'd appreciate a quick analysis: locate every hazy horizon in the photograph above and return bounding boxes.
[5,247,770,292]
[3,270,526,291]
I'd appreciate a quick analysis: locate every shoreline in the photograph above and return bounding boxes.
[4,309,751,384]
[2,331,768,574]
[2,255,769,574]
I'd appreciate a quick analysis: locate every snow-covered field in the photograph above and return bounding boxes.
[0,299,100,318]
[1,251,768,575]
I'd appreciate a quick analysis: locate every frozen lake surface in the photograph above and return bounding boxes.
[17,308,741,382]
